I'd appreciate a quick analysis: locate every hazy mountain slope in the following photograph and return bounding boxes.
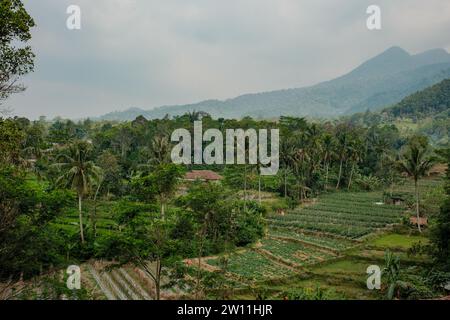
[99,47,450,121]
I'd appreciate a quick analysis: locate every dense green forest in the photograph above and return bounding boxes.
[348,78,450,146]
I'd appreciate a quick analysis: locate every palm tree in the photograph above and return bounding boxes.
[54,140,102,243]
[321,134,334,189]
[347,137,364,190]
[398,140,434,232]
[149,135,171,165]
[335,130,349,189]
[280,138,296,198]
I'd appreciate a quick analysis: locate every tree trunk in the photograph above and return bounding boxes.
[325,162,330,189]
[78,195,85,243]
[347,164,354,190]
[336,158,344,189]
[243,165,247,210]
[92,180,102,239]
[415,179,422,233]
[155,259,161,300]
[284,170,287,198]
[161,202,165,220]
[258,174,261,205]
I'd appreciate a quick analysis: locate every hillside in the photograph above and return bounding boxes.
[99,47,450,121]
[383,79,450,119]
[347,78,450,146]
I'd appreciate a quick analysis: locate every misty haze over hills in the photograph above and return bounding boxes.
[99,47,450,121]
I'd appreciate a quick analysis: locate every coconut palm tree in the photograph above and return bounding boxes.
[398,139,434,232]
[280,138,296,198]
[54,140,102,243]
[335,129,350,189]
[321,134,334,189]
[347,136,365,190]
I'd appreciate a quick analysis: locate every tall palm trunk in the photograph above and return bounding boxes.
[415,179,422,233]
[284,170,288,198]
[325,161,330,189]
[92,181,102,239]
[243,165,247,210]
[347,163,355,190]
[78,195,85,243]
[258,173,261,204]
[336,157,344,189]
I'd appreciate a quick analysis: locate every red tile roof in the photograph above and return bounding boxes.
[184,170,223,181]
[410,217,428,226]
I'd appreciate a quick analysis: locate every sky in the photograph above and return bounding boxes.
[6,0,450,119]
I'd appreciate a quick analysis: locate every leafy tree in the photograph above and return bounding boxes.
[0,166,73,282]
[430,148,450,269]
[99,206,178,300]
[96,150,121,197]
[132,163,183,218]
[0,118,24,165]
[0,0,35,110]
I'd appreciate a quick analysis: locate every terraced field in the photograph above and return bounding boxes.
[81,261,182,300]
[207,250,296,281]
[52,201,119,236]
[203,191,405,284]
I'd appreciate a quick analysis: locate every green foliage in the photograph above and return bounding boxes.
[385,79,450,120]
[0,118,24,164]
[429,148,450,270]
[0,0,35,103]
[132,163,184,205]
[282,286,340,300]
[0,166,73,280]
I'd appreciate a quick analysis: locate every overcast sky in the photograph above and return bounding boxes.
[6,0,450,119]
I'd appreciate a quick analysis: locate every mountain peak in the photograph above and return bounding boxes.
[383,46,410,56]
[412,48,450,65]
[348,46,411,78]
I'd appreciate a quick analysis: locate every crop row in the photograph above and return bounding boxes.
[313,200,405,212]
[268,228,356,250]
[206,250,295,281]
[259,238,335,266]
[288,209,400,224]
[321,192,383,201]
[304,204,401,218]
[267,218,372,238]
[268,213,386,229]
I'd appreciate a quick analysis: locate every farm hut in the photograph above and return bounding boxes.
[391,196,404,206]
[384,195,405,206]
[184,170,223,182]
[409,216,428,227]
[427,163,448,177]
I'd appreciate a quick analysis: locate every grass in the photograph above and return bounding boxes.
[372,234,429,250]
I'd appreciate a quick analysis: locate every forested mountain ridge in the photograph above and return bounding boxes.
[99,47,450,121]
[347,78,450,146]
[382,79,450,119]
